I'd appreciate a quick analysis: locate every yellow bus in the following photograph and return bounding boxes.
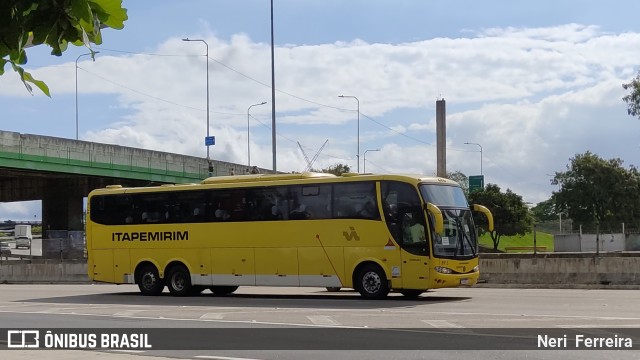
[87,172,493,299]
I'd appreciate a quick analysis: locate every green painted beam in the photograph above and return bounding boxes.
[0,150,207,184]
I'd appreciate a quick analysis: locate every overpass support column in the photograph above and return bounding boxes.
[42,179,85,234]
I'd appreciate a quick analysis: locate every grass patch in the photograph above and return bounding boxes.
[479,231,554,252]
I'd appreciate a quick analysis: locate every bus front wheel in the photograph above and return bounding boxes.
[355,264,389,299]
[166,265,192,296]
[137,265,164,296]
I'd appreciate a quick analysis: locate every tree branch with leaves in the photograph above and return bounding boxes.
[623,71,640,118]
[0,0,127,96]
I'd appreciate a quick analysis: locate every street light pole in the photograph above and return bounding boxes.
[182,38,210,159]
[338,95,360,173]
[247,101,267,166]
[464,142,483,175]
[363,149,380,173]
[75,51,99,140]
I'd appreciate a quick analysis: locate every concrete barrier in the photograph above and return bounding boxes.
[0,261,88,283]
[479,252,640,288]
[2,253,640,288]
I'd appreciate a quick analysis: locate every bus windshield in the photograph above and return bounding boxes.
[419,184,477,259]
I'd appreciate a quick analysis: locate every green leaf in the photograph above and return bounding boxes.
[90,0,128,30]
[22,71,51,97]
[10,62,51,97]
[69,0,95,34]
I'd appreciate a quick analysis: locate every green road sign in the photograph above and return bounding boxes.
[469,175,484,193]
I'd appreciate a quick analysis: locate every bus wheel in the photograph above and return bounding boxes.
[326,287,341,292]
[209,286,238,296]
[166,265,192,296]
[400,290,423,298]
[355,264,389,299]
[137,265,164,296]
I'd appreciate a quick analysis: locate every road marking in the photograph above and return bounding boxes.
[195,356,263,360]
[307,315,340,325]
[421,320,463,328]
[114,310,145,317]
[199,312,227,320]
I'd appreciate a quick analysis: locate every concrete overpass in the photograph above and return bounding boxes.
[0,130,256,234]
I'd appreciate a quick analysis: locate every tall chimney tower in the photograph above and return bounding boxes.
[436,98,446,177]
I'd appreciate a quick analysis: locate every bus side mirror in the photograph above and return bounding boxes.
[425,202,444,234]
[472,204,494,232]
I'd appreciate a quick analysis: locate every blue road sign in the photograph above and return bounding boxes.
[205,136,215,146]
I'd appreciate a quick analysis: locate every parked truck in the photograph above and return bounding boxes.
[15,225,32,249]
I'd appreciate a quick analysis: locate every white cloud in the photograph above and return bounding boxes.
[4,23,640,205]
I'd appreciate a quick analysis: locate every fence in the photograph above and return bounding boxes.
[0,230,86,264]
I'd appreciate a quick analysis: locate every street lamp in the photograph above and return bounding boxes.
[464,142,483,175]
[182,38,210,159]
[338,95,360,172]
[75,51,99,140]
[363,149,380,173]
[247,101,267,166]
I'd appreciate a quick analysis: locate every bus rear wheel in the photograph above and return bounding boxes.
[137,265,164,296]
[355,264,389,299]
[166,265,192,296]
[209,286,238,296]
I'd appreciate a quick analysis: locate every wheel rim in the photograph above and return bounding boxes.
[171,271,186,292]
[141,272,156,290]
[362,271,381,294]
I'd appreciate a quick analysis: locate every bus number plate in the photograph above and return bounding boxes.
[460,278,469,285]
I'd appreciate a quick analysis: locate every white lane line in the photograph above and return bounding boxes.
[195,356,263,360]
[114,310,145,317]
[421,320,463,328]
[199,312,227,320]
[307,315,340,326]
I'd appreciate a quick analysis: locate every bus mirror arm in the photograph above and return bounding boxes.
[425,202,444,234]
[472,204,494,232]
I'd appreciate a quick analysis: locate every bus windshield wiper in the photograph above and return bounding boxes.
[455,215,476,257]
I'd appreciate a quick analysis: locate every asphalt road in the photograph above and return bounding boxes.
[0,284,638,359]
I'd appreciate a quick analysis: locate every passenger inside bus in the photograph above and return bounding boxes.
[214,203,231,221]
[357,201,377,218]
[403,212,426,244]
[289,200,309,220]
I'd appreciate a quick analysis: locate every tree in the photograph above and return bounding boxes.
[468,183,532,250]
[552,151,640,231]
[623,72,640,118]
[0,0,128,96]
[446,171,469,196]
[319,163,351,176]
[530,198,558,222]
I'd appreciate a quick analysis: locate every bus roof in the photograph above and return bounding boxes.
[89,172,460,196]
[201,172,336,184]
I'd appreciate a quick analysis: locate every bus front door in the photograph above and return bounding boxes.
[399,211,430,290]
[401,250,429,290]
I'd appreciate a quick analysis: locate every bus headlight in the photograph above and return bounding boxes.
[472,265,480,273]
[434,266,453,274]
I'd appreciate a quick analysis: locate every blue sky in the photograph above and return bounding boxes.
[2,0,640,220]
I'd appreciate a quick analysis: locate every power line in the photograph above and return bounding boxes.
[93,46,460,153]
